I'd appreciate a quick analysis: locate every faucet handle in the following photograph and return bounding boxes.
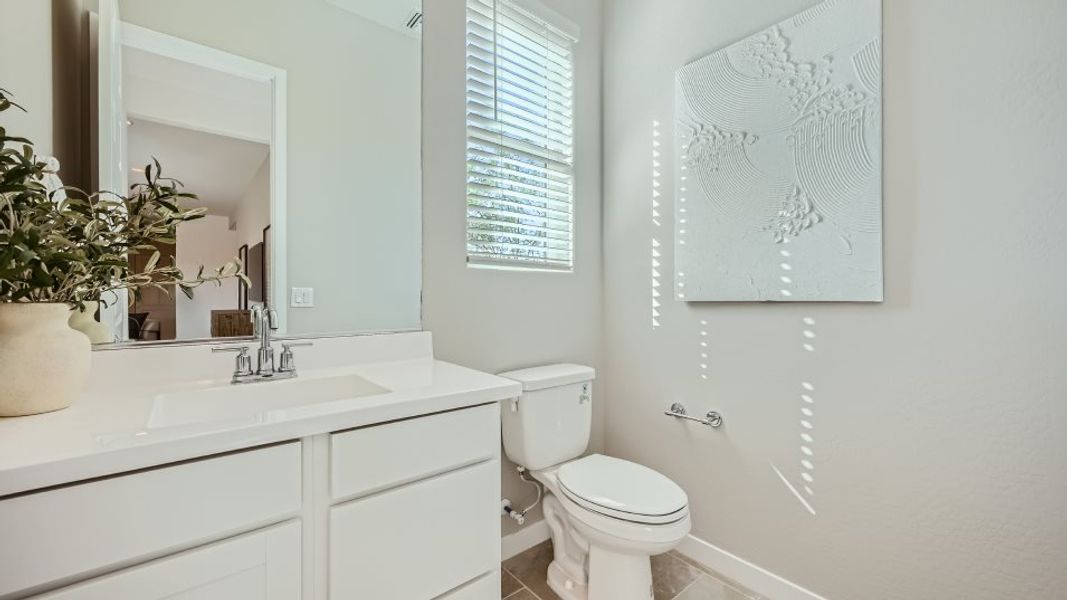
[278,341,312,374]
[212,346,253,378]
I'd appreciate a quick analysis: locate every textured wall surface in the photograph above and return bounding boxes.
[422,0,604,536]
[675,0,883,302]
[603,0,1067,598]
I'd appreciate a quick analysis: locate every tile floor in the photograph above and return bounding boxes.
[501,540,764,600]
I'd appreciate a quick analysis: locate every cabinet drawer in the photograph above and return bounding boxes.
[330,460,500,600]
[331,403,499,501]
[437,571,499,600]
[33,521,301,600]
[0,443,301,598]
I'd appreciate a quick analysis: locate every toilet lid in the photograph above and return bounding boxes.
[557,454,688,524]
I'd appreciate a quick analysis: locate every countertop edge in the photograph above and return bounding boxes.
[0,367,522,498]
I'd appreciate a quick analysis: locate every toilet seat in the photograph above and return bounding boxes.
[557,454,688,525]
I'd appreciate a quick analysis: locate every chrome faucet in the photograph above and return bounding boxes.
[251,304,277,376]
[213,305,311,384]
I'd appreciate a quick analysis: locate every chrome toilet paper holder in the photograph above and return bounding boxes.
[664,402,723,428]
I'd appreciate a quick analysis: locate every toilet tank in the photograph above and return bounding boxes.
[498,364,595,471]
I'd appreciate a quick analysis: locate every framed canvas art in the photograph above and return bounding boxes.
[675,0,883,302]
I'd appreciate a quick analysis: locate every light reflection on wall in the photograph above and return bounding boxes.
[651,120,663,328]
[771,314,820,516]
[771,243,820,516]
[676,132,688,300]
[698,319,709,380]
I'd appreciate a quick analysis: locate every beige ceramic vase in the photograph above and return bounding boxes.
[68,301,113,344]
[0,303,91,417]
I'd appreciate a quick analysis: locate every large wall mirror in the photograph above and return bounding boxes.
[89,0,422,347]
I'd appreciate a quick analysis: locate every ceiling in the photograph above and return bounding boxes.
[324,0,422,37]
[123,46,272,144]
[127,119,269,218]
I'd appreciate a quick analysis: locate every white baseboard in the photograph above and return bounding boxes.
[677,535,829,600]
[501,519,551,561]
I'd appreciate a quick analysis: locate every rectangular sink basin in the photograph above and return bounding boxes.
[147,373,390,430]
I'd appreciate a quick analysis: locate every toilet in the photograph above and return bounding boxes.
[499,364,691,600]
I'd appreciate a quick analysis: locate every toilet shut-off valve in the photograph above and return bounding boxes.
[501,466,543,525]
[502,499,525,525]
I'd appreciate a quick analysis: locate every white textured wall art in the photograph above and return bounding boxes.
[674,0,883,302]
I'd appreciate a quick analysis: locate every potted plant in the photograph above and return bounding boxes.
[0,88,248,417]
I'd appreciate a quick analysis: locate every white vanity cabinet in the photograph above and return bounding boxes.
[329,404,501,599]
[0,403,502,600]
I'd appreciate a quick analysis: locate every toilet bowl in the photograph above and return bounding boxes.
[499,365,691,600]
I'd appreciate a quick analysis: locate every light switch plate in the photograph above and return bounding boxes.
[290,287,314,308]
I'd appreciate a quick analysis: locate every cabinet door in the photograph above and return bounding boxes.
[330,460,500,600]
[34,521,300,600]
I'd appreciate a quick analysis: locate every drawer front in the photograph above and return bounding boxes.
[0,443,301,598]
[331,403,499,502]
[437,571,499,600]
[33,521,301,600]
[329,459,500,600]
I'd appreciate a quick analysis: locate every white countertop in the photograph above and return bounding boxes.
[0,332,521,497]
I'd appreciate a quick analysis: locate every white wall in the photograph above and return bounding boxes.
[421,0,604,536]
[119,0,422,336]
[175,215,238,339]
[602,1,1067,598]
[0,0,54,155]
[234,157,271,252]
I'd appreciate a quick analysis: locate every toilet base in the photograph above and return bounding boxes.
[545,546,655,600]
[547,560,588,600]
[540,491,660,600]
[588,546,654,600]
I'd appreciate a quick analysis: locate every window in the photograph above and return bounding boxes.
[465,0,577,271]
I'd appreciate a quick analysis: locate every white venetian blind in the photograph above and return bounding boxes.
[465,0,577,270]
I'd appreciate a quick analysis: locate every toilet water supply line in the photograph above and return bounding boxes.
[502,466,543,525]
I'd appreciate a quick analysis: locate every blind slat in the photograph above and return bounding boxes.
[467,147,571,184]
[469,2,577,67]
[468,210,572,231]
[467,194,572,221]
[468,226,572,248]
[467,88,573,134]
[468,167,573,201]
[467,112,573,151]
[466,253,573,271]
[467,159,572,193]
[467,126,573,165]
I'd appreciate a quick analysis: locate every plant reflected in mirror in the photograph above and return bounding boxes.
[0,88,249,315]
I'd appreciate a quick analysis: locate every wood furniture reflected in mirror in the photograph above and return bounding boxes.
[247,242,265,304]
[262,225,272,306]
[128,242,176,340]
[238,244,249,310]
[211,310,254,338]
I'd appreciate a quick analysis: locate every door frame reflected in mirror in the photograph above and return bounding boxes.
[97,13,288,348]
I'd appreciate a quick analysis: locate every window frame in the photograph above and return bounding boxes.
[464,0,580,273]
